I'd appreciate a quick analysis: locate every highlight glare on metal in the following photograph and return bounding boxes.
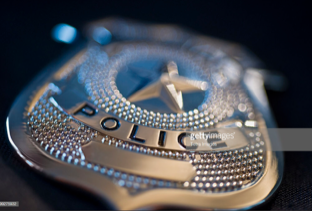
[52,23,77,44]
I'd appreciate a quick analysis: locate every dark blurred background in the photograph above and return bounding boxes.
[0,1,311,210]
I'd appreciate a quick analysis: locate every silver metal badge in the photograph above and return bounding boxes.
[6,18,283,210]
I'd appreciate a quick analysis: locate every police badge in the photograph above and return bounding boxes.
[6,17,283,210]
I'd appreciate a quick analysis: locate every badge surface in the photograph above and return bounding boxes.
[6,18,283,210]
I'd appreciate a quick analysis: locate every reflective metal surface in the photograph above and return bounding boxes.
[6,17,283,210]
